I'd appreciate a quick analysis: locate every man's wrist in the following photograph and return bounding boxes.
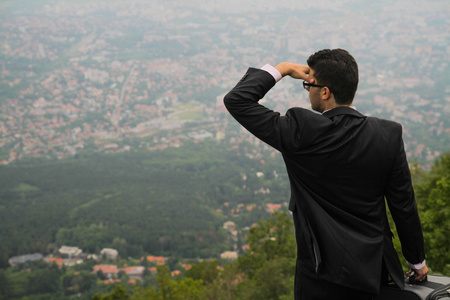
[261,64,282,82]
[408,260,426,270]
[274,62,290,77]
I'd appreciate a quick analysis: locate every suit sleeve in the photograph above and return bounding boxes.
[223,68,304,153]
[384,129,426,265]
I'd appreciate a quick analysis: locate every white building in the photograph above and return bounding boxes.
[8,253,43,267]
[220,251,238,261]
[223,221,236,231]
[100,248,119,260]
[58,246,82,259]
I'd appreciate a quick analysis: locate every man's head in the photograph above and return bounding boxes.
[307,49,359,105]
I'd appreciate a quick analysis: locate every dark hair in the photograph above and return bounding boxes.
[307,49,359,105]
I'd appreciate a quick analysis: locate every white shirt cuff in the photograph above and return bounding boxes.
[261,64,282,82]
[407,260,426,270]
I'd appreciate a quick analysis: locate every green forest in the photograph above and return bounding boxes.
[0,141,448,299]
[0,140,289,266]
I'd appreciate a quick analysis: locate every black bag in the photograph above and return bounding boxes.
[375,274,450,300]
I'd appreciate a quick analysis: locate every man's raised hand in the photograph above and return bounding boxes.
[275,62,310,81]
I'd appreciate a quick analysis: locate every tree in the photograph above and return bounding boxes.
[185,259,229,300]
[96,270,107,280]
[94,266,204,300]
[156,265,173,300]
[26,265,62,295]
[63,270,97,295]
[132,284,158,299]
[239,211,296,275]
[220,262,240,300]
[388,153,450,275]
[185,260,219,285]
[169,278,203,300]
[415,153,450,275]
[92,284,130,300]
[236,211,296,300]
[0,269,11,300]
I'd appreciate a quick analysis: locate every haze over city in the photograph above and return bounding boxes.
[1,0,448,166]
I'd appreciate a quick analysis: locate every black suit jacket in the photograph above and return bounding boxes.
[223,68,425,294]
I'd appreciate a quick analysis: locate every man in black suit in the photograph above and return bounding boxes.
[223,49,428,299]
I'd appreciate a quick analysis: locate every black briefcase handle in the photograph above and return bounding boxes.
[407,271,445,291]
[408,271,428,284]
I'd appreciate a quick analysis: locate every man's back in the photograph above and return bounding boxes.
[279,106,409,292]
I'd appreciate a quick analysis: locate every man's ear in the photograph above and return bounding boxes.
[322,87,332,100]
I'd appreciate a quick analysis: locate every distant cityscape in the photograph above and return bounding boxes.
[0,0,448,167]
[8,246,185,284]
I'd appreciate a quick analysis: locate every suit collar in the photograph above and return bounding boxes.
[322,106,366,119]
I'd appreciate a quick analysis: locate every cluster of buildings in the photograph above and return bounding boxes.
[7,240,254,285]
[9,246,113,268]
[8,245,190,284]
[0,1,448,166]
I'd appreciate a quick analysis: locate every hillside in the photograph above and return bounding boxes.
[0,140,289,267]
